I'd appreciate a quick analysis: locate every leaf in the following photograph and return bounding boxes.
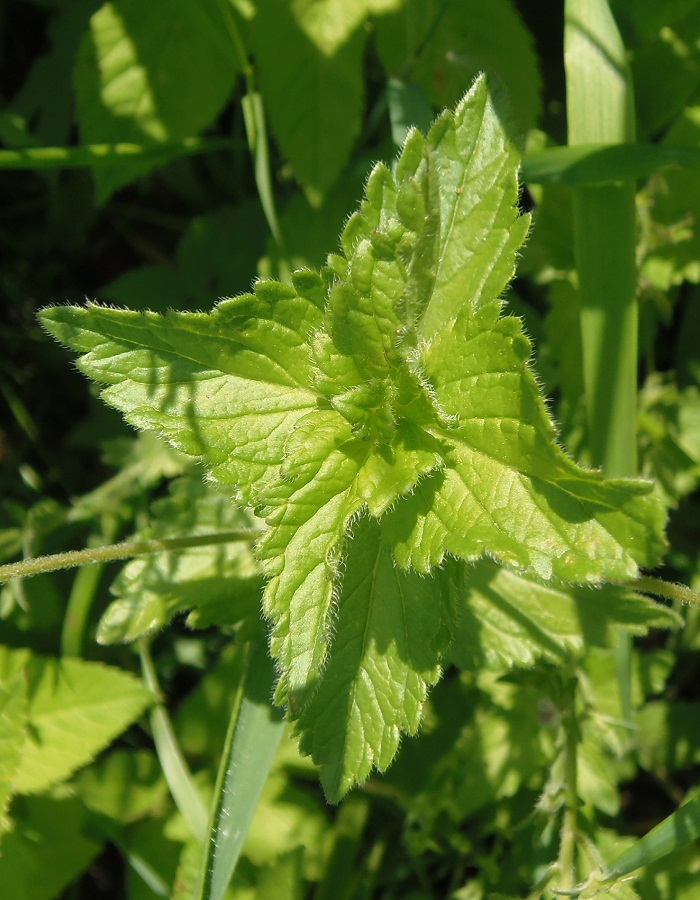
[0,797,102,900]
[246,0,366,202]
[4,648,152,795]
[75,748,169,824]
[598,793,700,887]
[297,517,449,800]
[448,560,681,672]
[99,477,262,644]
[74,0,238,201]
[193,640,286,900]
[375,0,542,133]
[0,671,26,834]
[41,76,667,797]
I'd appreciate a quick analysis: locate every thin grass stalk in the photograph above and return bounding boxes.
[564,0,639,743]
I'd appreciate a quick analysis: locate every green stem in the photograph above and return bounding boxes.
[0,529,263,584]
[632,576,700,608]
[217,0,284,248]
[193,639,285,900]
[557,675,580,891]
[0,137,236,170]
[61,519,121,658]
[139,639,209,843]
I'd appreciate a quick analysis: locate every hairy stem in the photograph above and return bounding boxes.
[558,675,581,890]
[0,529,263,584]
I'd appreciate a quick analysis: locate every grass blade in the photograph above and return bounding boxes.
[522,143,700,186]
[193,639,285,900]
[564,0,639,740]
[600,794,700,884]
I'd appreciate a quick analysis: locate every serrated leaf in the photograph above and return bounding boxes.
[41,76,667,797]
[297,516,449,800]
[4,649,152,795]
[386,294,667,580]
[448,560,681,672]
[74,0,238,201]
[99,477,262,644]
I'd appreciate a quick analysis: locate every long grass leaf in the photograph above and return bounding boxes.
[523,143,700,186]
[193,639,285,900]
[600,795,700,883]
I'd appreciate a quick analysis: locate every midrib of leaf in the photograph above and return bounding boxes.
[432,132,504,300]
[339,537,384,769]
[100,316,318,390]
[419,87,525,340]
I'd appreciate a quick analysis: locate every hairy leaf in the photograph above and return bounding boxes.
[297,517,449,799]
[448,559,681,672]
[41,76,667,797]
[99,478,262,644]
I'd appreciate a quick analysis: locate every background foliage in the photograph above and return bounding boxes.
[1,1,700,898]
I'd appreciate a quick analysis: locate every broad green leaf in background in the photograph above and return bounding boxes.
[41,76,667,798]
[0,797,102,900]
[281,0,400,56]
[612,0,700,140]
[76,748,169,825]
[375,0,542,134]
[246,0,366,203]
[74,0,239,201]
[1,648,152,795]
[0,672,26,834]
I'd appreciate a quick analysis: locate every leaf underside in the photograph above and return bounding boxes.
[41,75,667,800]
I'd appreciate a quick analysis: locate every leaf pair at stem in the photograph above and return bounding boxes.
[41,76,666,800]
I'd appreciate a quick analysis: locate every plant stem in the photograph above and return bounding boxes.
[632,576,700,608]
[217,0,284,248]
[558,675,581,891]
[0,529,263,584]
[139,639,209,843]
[193,639,286,900]
[0,137,236,170]
[61,518,120,657]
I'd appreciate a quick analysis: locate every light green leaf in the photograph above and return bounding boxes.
[5,649,152,795]
[388,292,666,581]
[74,0,238,201]
[0,671,26,833]
[99,477,262,644]
[448,560,681,672]
[297,517,449,800]
[41,274,325,505]
[41,76,667,797]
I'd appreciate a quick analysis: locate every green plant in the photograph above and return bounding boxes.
[2,2,700,899]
